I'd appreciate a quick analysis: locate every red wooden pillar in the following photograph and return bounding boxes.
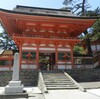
[35,39,40,69]
[70,46,75,69]
[55,45,58,69]
[54,41,59,70]
[36,44,39,69]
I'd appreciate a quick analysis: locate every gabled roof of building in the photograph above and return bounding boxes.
[0,50,4,55]
[0,50,13,55]
[0,5,99,39]
[0,5,99,19]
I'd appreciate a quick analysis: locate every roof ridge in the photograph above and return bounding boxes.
[15,5,71,12]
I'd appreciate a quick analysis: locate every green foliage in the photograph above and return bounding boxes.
[63,0,100,54]
[86,7,100,16]
[73,45,85,55]
[39,55,49,64]
[83,18,100,42]
[0,23,17,50]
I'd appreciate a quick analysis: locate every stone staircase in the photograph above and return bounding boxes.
[42,70,79,90]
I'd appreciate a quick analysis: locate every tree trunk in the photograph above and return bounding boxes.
[82,0,86,16]
[82,0,86,15]
[84,30,93,55]
[82,0,92,54]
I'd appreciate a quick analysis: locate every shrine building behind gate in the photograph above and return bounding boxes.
[0,5,98,70]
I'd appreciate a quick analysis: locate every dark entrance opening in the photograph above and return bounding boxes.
[39,53,55,70]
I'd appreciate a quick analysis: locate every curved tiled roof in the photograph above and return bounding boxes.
[13,5,77,17]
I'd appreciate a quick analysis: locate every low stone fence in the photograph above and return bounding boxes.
[65,68,100,82]
[0,70,39,87]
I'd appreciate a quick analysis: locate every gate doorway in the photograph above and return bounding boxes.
[39,53,55,70]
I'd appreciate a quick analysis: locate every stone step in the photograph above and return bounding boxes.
[44,79,71,82]
[43,73,63,74]
[44,78,70,80]
[45,81,74,83]
[42,70,79,90]
[43,75,65,77]
[47,86,78,90]
[43,77,70,79]
[42,70,62,73]
[46,84,76,87]
[44,77,70,79]
[45,82,74,85]
[44,82,72,84]
[42,72,63,74]
[43,74,63,77]
[45,79,68,81]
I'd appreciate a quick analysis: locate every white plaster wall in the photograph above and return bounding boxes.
[91,45,96,51]
[22,47,37,50]
[77,65,82,68]
[76,65,93,69]
[91,45,100,51]
[39,48,55,51]
[0,67,12,71]
[58,48,70,51]
[58,61,71,64]
[21,64,36,69]
[97,45,100,51]
[58,65,65,69]
[22,47,71,52]
[85,65,93,68]
[58,65,72,69]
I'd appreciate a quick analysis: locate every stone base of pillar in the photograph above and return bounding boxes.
[5,81,23,94]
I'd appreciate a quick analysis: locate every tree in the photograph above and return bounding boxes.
[63,0,99,54]
[0,23,17,50]
[87,7,100,41]
[73,45,85,55]
[63,0,90,15]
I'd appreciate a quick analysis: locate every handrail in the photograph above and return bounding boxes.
[38,70,48,93]
[62,70,86,92]
[74,51,100,68]
[93,50,100,56]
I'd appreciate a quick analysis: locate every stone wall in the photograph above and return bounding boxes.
[65,69,100,82]
[0,70,39,87]
[0,71,12,86]
[20,70,39,86]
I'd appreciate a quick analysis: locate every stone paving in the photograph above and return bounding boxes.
[1,83,100,99]
[44,89,100,99]
[79,81,100,89]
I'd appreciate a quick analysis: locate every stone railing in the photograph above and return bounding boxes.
[38,70,48,93]
[74,51,100,69]
[63,70,86,92]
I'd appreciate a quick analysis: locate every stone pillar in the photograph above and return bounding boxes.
[12,53,19,81]
[5,53,23,94]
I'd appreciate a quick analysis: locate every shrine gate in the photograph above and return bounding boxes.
[0,5,98,70]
